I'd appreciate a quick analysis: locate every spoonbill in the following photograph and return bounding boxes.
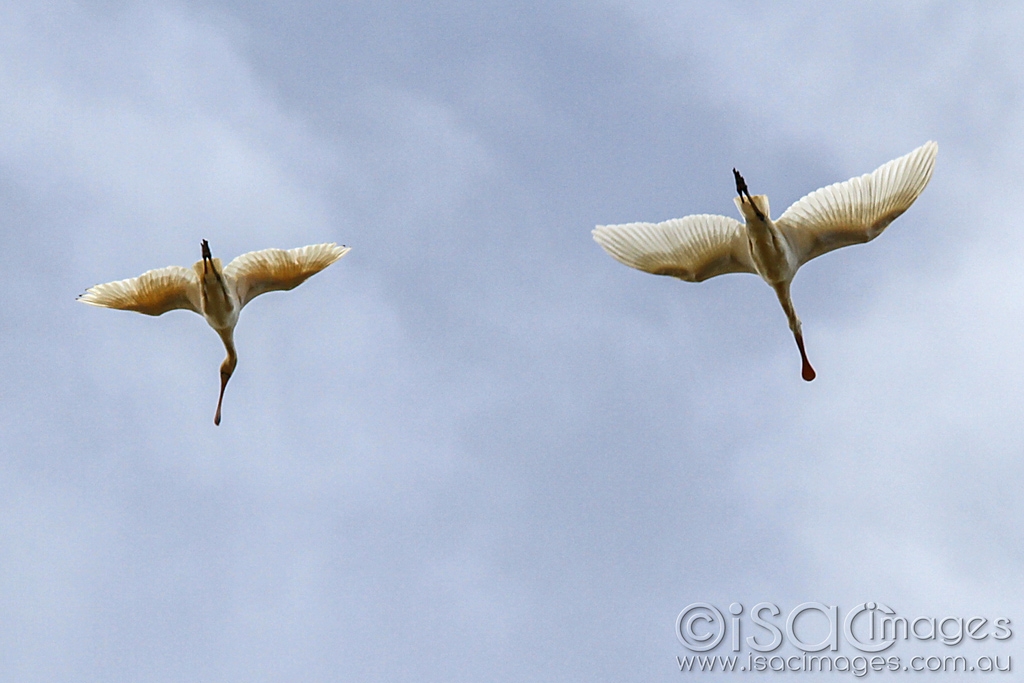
[78,240,350,424]
[593,141,938,381]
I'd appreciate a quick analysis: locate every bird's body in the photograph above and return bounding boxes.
[593,141,938,380]
[79,241,350,424]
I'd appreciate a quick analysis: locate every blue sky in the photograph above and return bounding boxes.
[1,1,1021,680]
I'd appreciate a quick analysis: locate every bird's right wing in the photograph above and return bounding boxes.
[775,141,938,267]
[224,243,350,309]
[592,214,755,282]
[78,266,201,316]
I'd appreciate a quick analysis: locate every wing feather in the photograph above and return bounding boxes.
[224,243,350,308]
[776,141,938,266]
[593,214,755,282]
[77,265,200,316]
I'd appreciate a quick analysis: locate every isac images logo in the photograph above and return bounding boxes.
[675,602,1012,676]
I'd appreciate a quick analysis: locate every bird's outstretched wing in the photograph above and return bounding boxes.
[224,243,350,308]
[775,141,938,267]
[593,214,755,282]
[78,266,201,316]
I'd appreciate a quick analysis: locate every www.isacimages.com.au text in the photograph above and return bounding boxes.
[677,653,1011,675]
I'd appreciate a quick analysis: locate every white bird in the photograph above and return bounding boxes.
[593,141,938,381]
[79,240,350,424]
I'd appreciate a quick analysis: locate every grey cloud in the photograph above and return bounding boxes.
[1,1,1020,681]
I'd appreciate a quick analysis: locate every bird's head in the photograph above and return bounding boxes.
[733,194,770,224]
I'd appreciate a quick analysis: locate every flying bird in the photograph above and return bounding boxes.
[79,240,350,424]
[593,141,938,381]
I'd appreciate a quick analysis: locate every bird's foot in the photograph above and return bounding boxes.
[733,168,766,221]
[733,168,750,198]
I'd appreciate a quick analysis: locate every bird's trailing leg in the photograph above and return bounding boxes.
[200,239,228,294]
[773,282,816,382]
[732,168,766,222]
[214,329,238,426]
[202,239,212,274]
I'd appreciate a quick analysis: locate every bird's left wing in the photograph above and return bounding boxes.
[593,214,755,282]
[775,141,938,267]
[78,265,201,316]
[224,243,350,309]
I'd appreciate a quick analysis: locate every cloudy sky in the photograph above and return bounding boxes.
[2,1,1022,680]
